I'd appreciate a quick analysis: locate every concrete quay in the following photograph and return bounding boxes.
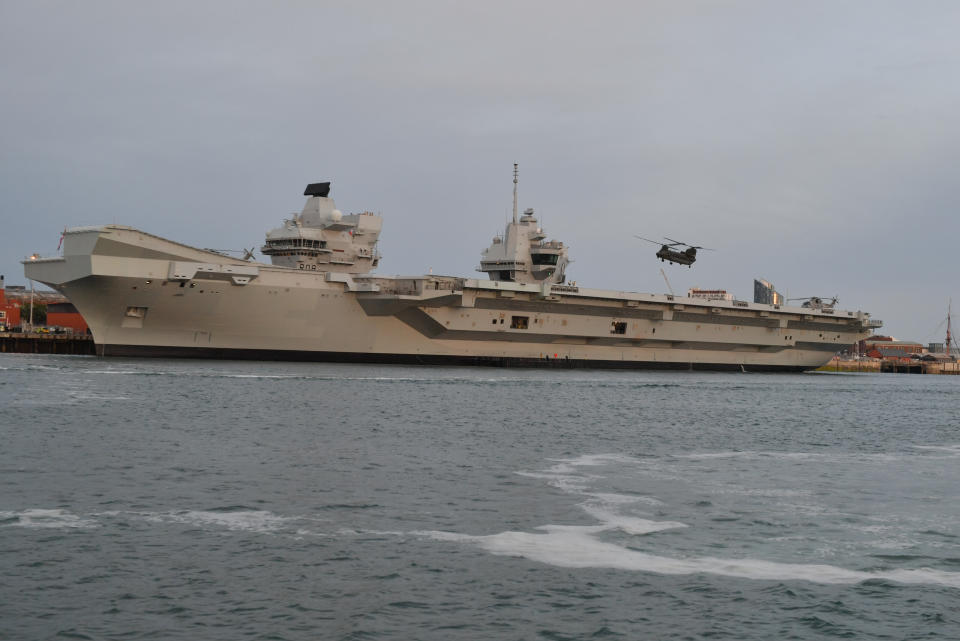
[818,356,960,375]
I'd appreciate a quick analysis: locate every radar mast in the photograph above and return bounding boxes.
[512,163,519,225]
[478,164,569,284]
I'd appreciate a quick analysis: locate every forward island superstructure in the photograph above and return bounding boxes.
[24,168,880,370]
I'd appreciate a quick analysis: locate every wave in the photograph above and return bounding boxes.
[415,527,960,588]
[0,508,99,529]
[3,506,331,538]
[68,392,131,401]
[677,448,960,462]
[475,453,960,589]
[77,369,547,384]
[64,369,754,388]
[137,508,297,534]
[912,444,960,457]
[579,503,686,535]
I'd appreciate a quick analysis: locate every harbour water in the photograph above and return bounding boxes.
[2,354,959,639]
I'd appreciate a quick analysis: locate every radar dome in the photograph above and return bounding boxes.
[330,209,343,221]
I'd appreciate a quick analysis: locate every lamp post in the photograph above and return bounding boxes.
[27,254,38,332]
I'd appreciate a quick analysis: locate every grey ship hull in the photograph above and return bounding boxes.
[95,345,807,371]
[25,226,877,371]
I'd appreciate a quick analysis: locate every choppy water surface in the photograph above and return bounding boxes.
[2,354,959,639]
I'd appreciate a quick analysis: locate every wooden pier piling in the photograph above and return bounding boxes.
[0,333,95,356]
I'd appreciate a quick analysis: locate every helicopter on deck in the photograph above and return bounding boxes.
[635,236,713,267]
[788,296,838,311]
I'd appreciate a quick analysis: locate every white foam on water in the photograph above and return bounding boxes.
[549,453,641,469]
[216,374,303,379]
[912,444,960,452]
[81,370,141,375]
[0,508,98,529]
[139,509,293,534]
[345,528,408,537]
[417,527,960,588]
[579,503,687,535]
[0,365,57,372]
[911,444,960,459]
[519,454,656,499]
[585,492,663,506]
[679,451,761,460]
[82,369,301,380]
[712,486,811,499]
[68,392,131,401]
[413,529,477,543]
[517,456,682,536]
[679,450,866,463]
[523,457,675,532]
[515,471,595,494]
[423,453,960,589]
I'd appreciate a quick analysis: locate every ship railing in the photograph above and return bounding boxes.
[422,277,463,292]
[374,278,422,296]
[261,244,332,254]
[480,260,527,268]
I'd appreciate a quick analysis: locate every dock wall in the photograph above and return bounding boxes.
[0,333,96,356]
[818,357,960,375]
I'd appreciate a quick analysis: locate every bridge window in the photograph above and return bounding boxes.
[511,316,529,329]
[531,254,559,265]
[611,321,627,334]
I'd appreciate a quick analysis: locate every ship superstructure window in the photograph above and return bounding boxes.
[265,238,326,249]
[611,321,627,334]
[510,316,529,329]
[531,253,559,265]
[262,238,328,256]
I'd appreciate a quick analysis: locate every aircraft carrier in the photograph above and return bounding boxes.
[23,169,880,371]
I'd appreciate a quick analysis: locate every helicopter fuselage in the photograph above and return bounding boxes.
[656,245,697,266]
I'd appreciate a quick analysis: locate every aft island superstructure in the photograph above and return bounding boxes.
[24,169,880,371]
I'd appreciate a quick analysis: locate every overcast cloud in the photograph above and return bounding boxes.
[3,1,959,341]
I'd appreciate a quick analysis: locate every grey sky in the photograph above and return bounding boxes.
[3,1,959,342]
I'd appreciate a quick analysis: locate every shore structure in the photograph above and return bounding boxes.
[0,332,94,355]
[818,356,960,375]
[23,168,881,371]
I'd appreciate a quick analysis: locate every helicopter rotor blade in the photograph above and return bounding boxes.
[634,235,663,245]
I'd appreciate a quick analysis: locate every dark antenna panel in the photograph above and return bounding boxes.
[304,182,331,197]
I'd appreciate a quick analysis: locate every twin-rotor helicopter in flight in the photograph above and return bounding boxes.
[634,236,714,267]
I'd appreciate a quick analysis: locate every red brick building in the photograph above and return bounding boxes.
[0,276,22,331]
[860,336,923,359]
[47,302,90,334]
